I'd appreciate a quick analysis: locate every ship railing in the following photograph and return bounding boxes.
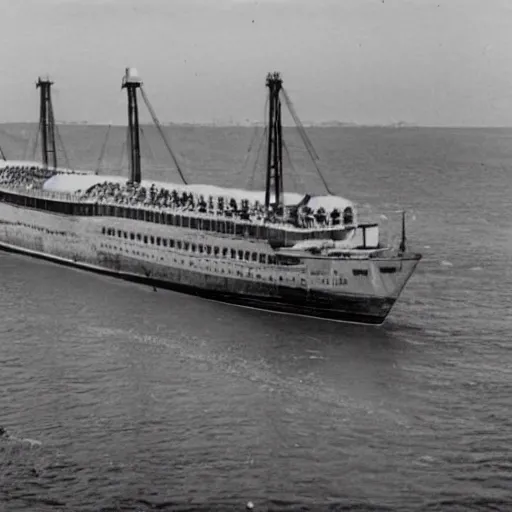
[0,184,355,234]
[0,185,77,202]
[77,197,352,233]
[0,161,93,175]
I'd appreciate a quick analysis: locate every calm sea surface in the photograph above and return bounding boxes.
[0,124,511,511]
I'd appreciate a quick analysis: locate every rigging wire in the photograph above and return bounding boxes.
[247,126,267,190]
[281,88,319,160]
[117,140,126,172]
[139,125,157,168]
[241,122,263,178]
[95,124,112,174]
[241,125,261,186]
[281,87,334,196]
[116,127,129,172]
[245,93,269,189]
[54,124,71,170]
[23,126,36,161]
[31,123,41,161]
[282,137,304,192]
[0,144,6,161]
[139,86,187,185]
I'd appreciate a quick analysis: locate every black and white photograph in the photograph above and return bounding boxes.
[0,0,510,510]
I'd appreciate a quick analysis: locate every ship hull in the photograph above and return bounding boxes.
[0,239,392,324]
[0,199,420,325]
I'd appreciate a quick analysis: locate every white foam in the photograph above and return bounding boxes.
[3,434,42,447]
[22,438,42,447]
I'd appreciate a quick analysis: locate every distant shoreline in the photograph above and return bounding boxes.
[1,122,511,129]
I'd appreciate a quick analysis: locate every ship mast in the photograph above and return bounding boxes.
[264,72,284,213]
[122,68,143,185]
[36,77,58,169]
[399,210,407,253]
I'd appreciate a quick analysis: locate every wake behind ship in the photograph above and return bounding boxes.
[0,69,421,325]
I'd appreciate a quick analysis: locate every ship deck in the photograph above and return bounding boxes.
[0,184,357,247]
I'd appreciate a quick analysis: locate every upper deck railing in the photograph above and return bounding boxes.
[0,183,354,232]
[0,183,359,247]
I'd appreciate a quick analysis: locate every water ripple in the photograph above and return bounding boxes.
[1,126,511,510]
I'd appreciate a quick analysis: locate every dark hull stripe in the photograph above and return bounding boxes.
[0,241,392,325]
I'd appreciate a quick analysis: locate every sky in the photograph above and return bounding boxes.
[1,0,512,126]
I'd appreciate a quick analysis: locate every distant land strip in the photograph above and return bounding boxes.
[1,121,512,129]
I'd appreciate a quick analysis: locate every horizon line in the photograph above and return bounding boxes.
[2,121,512,129]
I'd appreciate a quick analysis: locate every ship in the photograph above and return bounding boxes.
[0,68,422,325]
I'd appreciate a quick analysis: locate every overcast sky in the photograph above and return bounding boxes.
[1,0,511,126]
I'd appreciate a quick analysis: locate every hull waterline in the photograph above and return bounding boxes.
[0,239,412,325]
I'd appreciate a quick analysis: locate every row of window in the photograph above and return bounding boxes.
[0,190,333,246]
[99,242,307,285]
[0,217,396,278]
[101,226,303,266]
[3,220,67,237]
[99,240,389,287]
[100,227,397,276]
